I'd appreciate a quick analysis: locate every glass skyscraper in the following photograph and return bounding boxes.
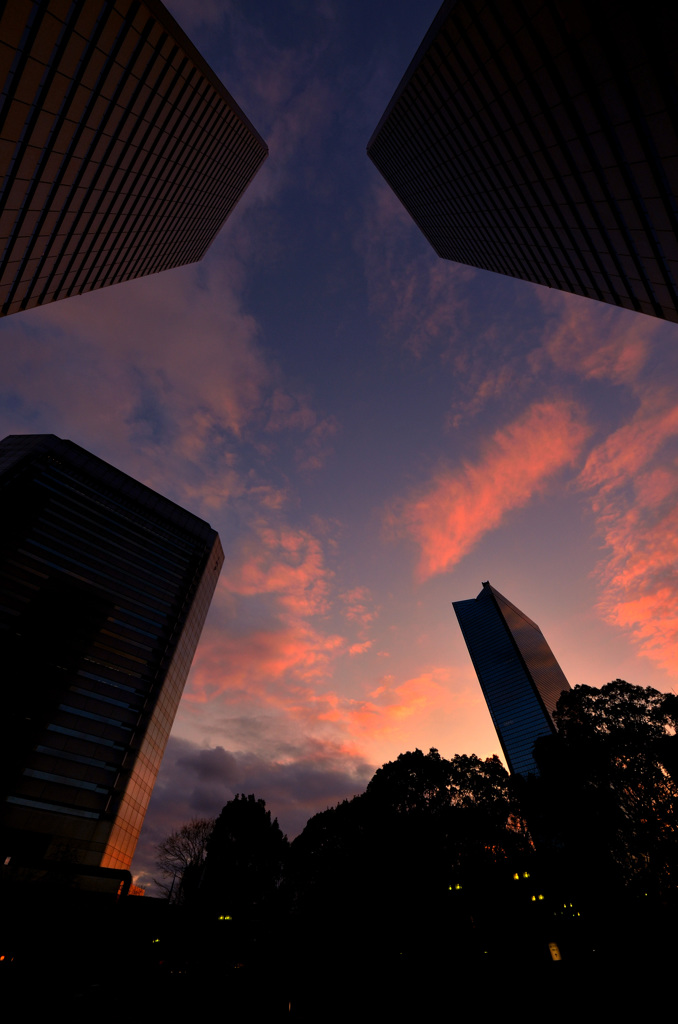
[0,434,223,878]
[453,582,570,775]
[0,0,267,317]
[368,0,678,323]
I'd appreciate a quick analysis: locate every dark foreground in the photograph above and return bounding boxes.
[1,883,673,1022]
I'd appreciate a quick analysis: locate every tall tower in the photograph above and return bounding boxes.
[0,434,223,879]
[453,582,570,775]
[368,0,678,323]
[0,0,267,317]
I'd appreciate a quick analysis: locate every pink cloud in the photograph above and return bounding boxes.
[580,394,678,501]
[0,244,336,526]
[348,640,373,656]
[185,619,346,703]
[388,399,590,581]
[536,290,656,386]
[573,371,678,676]
[602,587,678,675]
[339,586,378,629]
[593,505,678,676]
[223,522,333,618]
[0,255,272,514]
[528,288,678,680]
[179,515,350,710]
[447,363,517,428]
[266,389,317,433]
[579,403,678,675]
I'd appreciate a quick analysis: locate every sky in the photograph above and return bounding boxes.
[3,0,678,891]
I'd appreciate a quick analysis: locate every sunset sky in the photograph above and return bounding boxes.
[2,0,678,890]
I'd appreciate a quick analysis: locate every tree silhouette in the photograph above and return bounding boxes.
[530,680,678,896]
[364,747,526,862]
[199,794,288,919]
[366,746,454,813]
[555,678,670,744]
[154,817,214,903]
[289,747,533,973]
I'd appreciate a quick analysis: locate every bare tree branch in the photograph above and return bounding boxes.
[154,817,215,902]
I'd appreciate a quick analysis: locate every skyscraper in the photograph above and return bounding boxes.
[0,434,223,879]
[368,0,678,323]
[453,582,570,775]
[0,0,267,317]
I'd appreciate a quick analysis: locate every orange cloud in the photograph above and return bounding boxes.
[339,586,378,629]
[388,399,590,581]
[348,640,373,656]
[314,669,455,730]
[604,587,678,673]
[181,516,349,709]
[308,667,495,765]
[594,504,678,677]
[185,619,346,703]
[223,522,334,618]
[580,394,678,501]
[528,289,678,680]
[579,389,678,676]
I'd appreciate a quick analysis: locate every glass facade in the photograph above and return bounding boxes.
[453,582,570,776]
[0,0,267,317]
[0,434,223,871]
[368,0,678,323]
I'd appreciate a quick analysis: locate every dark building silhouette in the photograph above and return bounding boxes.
[368,0,678,323]
[453,582,570,775]
[0,0,267,317]
[0,434,223,874]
